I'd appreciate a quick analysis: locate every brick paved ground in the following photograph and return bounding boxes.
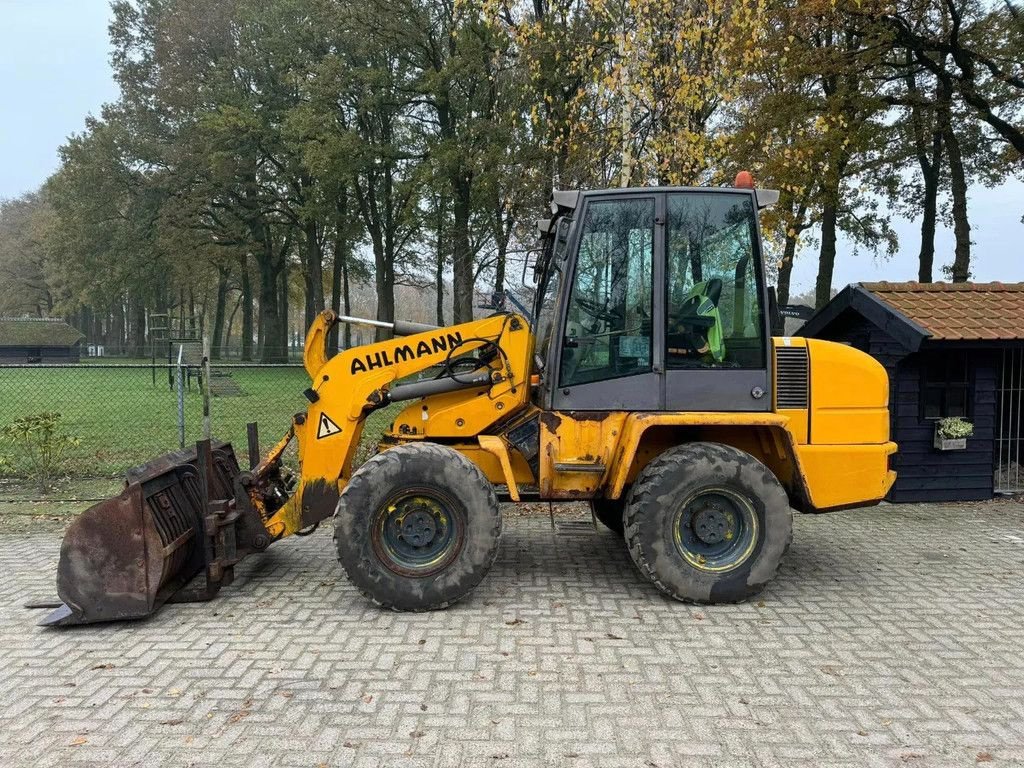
[1,502,1023,768]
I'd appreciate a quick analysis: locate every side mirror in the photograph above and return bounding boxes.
[521,247,542,286]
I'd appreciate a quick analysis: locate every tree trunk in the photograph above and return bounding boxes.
[81,306,92,346]
[777,202,807,308]
[815,202,838,310]
[211,265,229,360]
[330,233,343,357]
[342,245,351,349]
[330,193,352,355]
[188,289,197,339]
[240,254,254,361]
[494,244,506,296]
[941,109,971,282]
[225,293,240,357]
[255,237,287,363]
[493,200,510,297]
[302,219,324,331]
[363,212,395,342]
[112,297,125,355]
[909,59,937,282]
[278,260,290,360]
[256,256,279,361]
[907,64,943,284]
[436,250,445,325]
[434,193,446,326]
[354,194,394,343]
[778,235,797,309]
[351,154,397,343]
[131,297,146,358]
[918,147,941,283]
[375,251,394,342]
[100,311,110,349]
[451,175,474,324]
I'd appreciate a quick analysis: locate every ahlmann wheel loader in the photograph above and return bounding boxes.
[41,175,897,626]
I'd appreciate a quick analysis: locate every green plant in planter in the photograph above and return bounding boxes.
[935,416,974,440]
[0,412,80,492]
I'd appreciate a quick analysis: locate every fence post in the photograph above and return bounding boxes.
[176,345,186,450]
[202,335,212,440]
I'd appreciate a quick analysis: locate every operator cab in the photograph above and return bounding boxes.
[531,176,779,413]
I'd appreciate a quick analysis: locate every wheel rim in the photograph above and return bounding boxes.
[672,487,758,572]
[371,487,465,577]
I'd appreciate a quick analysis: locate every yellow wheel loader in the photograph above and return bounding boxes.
[40,177,897,626]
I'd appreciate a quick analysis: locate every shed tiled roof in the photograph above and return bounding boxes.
[860,282,1024,341]
[0,317,85,347]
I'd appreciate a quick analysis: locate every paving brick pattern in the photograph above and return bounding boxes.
[1,502,1023,768]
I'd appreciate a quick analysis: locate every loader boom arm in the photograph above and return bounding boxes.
[254,310,532,539]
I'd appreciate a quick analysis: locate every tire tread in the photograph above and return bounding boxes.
[623,441,793,604]
[333,442,502,611]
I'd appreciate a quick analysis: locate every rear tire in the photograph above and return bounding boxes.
[624,442,792,604]
[591,497,625,535]
[333,443,502,610]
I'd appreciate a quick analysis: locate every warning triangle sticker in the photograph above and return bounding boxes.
[316,412,342,439]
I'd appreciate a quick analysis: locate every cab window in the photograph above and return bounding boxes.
[560,198,654,387]
[666,193,765,369]
[532,220,568,373]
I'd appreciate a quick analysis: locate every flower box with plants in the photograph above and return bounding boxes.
[933,417,973,451]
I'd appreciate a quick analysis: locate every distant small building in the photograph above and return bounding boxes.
[0,317,85,363]
[800,282,1024,502]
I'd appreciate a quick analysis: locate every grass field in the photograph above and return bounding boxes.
[0,363,402,487]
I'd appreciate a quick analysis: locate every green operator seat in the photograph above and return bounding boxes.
[667,278,725,364]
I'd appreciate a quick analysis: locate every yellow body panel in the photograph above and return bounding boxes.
[477,436,539,500]
[797,443,897,509]
[805,338,891,444]
[478,435,522,501]
[538,412,629,498]
[776,336,896,509]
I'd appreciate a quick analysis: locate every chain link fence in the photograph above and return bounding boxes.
[0,361,400,499]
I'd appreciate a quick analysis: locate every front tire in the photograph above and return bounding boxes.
[624,442,792,604]
[333,443,502,610]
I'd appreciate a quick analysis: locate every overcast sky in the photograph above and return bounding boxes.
[2,1,1022,297]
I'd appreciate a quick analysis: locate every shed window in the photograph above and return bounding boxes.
[922,352,968,419]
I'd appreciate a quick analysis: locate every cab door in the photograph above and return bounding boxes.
[662,191,771,412]
[550,194,661,411]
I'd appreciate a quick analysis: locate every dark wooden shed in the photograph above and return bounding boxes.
[800,282,1024,502]
[0,317,85,363]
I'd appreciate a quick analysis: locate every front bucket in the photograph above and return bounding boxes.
[41,444,243,627]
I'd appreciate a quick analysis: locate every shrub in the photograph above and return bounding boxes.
[0,412,80,492]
